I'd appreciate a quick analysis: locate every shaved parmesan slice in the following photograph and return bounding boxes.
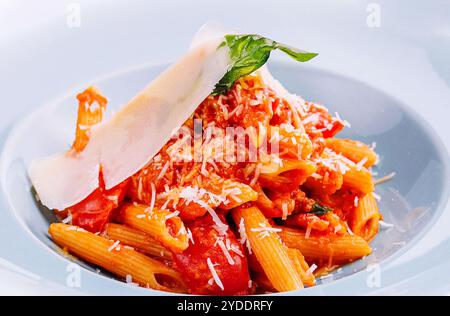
[29,151,100,210]
[29,35,232,210]
[190,22,237,49]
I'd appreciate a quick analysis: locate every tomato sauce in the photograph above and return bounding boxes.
[65,176,129,233]
[172,215,251,295]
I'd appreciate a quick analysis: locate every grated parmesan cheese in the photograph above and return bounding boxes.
[106,195,119,204]
[157,161,170,181]
[306,263,318,275]
[379,220,395,229]
[206,258,224,291]
[334,224,342,234]
[334,112,351,128]
[137,177,143,200]
[238,218,252,254]
[160,198,171,210]
[187,228,195,244]
[77,124,90,131]
[345,222,354,235]
[372,192,381,201]
[149,182,156,213]
[301,113,321,125]
[65,226,86,232]
[108,240,120,252]
[355,157,368,171]
[89,101,100,113]
[165,210,180,220]
[62,211,72,224]
[374,172,396,185]
[197,200,228,235]
[281,203,288,220]
[250,223,282,239]
[305,224,312,239]
[215,238,235,265]
[228,243,244,257]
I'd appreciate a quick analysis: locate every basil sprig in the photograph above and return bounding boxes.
[213,34,318,95]
[309,202,332,216]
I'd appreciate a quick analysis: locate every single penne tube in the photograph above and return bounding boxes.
[325,138,378,168]
[72,86,107,152]
[104,223,172,260]
[232,206,303,292]
[286,248,315,287]
[259,158,316,177]
[351,193,381,242]
[117,203,188,253]
[318,148,374,194]
[342,163,374,194]
[254,186,278,217]
[258,160,316,193]
[304,167,343,195]
[219,179,258,210]
[278,226,372,262]
[49,223,185,292]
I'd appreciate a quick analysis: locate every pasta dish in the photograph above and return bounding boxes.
[29,25,386,295]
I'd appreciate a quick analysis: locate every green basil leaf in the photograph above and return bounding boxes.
[212,34,318,95]
[309,202,333,216]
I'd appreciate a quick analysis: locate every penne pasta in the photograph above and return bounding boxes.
[232,206,303,292]
[342,163,374,194]
[260,158,316,178]
[278,226,372,263]
[253,185,293,218]
[72,86,107,153]
[259,160,316,193]
[218,179,258,210]
[117,203,188,253]
[286,248,315,287]
[49,223,185,292]
[313,148,374,194]
[351,193,381,242]
[325,138,378,168]
[104,223,172,260]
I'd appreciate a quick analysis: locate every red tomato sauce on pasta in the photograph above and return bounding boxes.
[172,216,251,295]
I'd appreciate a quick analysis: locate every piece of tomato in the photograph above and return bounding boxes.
[321,119,345,138]
[302,102,345,138]
[172,215,251,295]
[66,178,129,233]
